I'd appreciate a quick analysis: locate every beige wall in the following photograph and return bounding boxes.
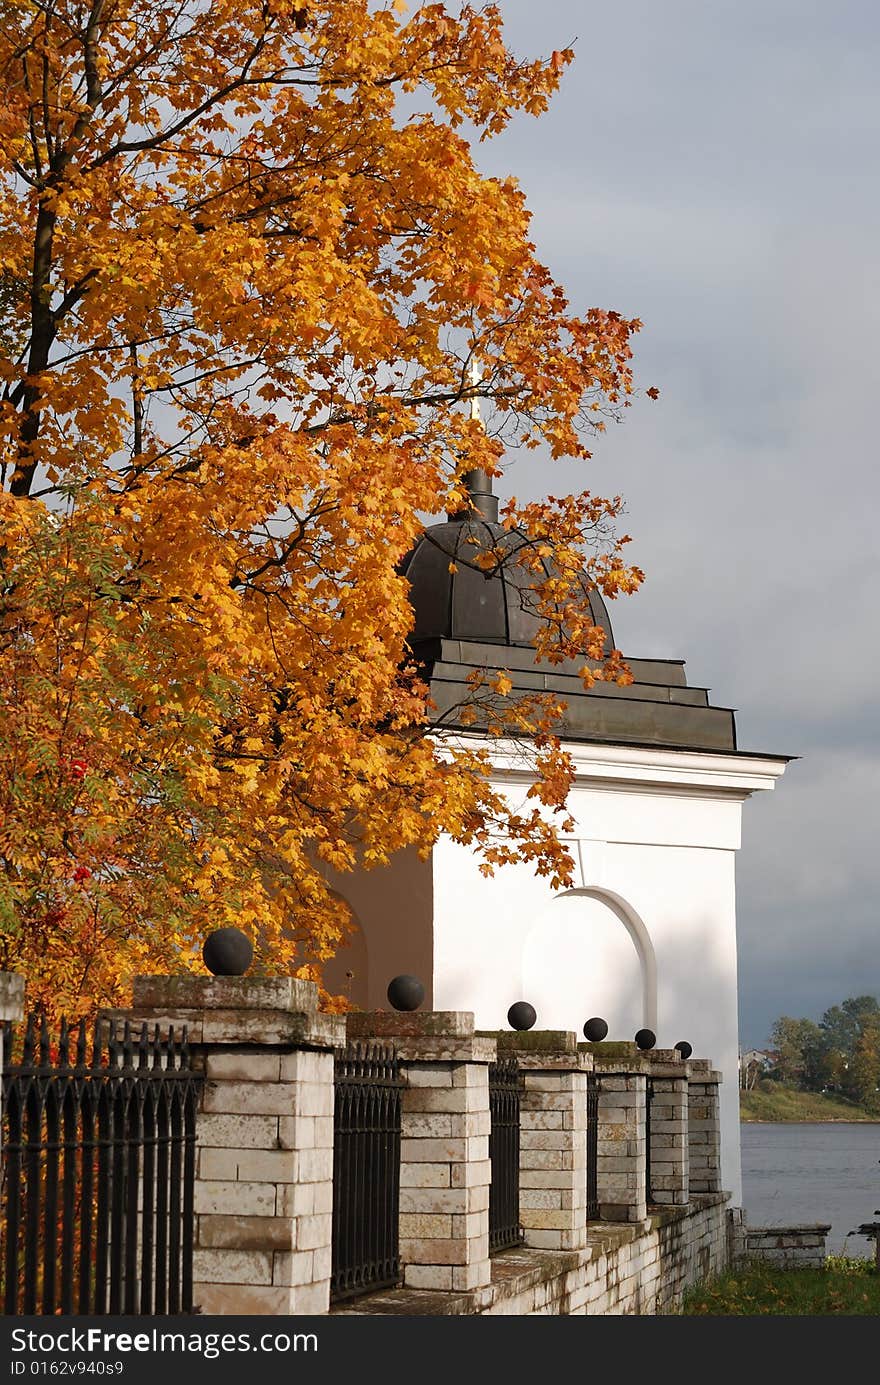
[322,847,434,1010]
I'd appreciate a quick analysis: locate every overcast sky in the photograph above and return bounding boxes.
[473,0,879,1046]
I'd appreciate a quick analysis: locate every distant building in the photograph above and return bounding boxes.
[740,1049,774,1069]
[739,1049,774,1089]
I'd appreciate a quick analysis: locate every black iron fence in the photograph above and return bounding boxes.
[644,1075,655,1204]
[585,1072,599,1220]
[488,1057,521,1253]
[331,1042,403,1302]
[1,1014,200,1316]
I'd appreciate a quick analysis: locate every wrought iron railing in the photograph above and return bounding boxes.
[586,1072,599,1220]
[331,1042,403,1302]
[488,1057,522,1253]
[645,1074,655,1204]
[1,1014,200,1316]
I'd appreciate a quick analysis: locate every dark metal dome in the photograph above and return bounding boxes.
[397,473,743,754]
[400,512,614,650]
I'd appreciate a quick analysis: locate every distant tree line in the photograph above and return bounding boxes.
[768,995,880,1110]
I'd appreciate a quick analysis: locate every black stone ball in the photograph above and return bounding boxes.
[387,974,425,1012]
[674,1041,693,1060]
[635,1028,656,1051]
[202,927,253,977]
[507,1002,537,1032]
[583,1017,609,1042]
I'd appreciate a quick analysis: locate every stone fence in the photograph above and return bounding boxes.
[727,1210,832,1270]
[119,975,726,1313]
[0,973,730,1316]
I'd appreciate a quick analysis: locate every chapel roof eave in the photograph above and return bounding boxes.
[411,635,746,756]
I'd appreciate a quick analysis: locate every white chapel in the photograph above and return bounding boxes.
[321,461,788,1204]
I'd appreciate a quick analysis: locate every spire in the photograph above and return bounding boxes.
[452,356,499,523]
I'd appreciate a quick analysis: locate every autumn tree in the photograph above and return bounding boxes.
[768,997,880,1107]
[846,1020,880,1110]
[820,996,880,1061]
[820,996,880,1105]
[0,1,645,1017]
[769,1017,825,1089]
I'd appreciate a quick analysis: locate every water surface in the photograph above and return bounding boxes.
[740,1121,880,1256]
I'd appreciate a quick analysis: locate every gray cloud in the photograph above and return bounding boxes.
[474,0,880,1043]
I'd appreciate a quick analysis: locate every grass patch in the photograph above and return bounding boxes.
[740,1080,879,1122]
[681,1256,880,1315]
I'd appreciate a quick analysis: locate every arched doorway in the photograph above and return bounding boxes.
[521,888,657,1040]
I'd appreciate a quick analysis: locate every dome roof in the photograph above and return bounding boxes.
[400,513,615,651]
[398,482,740,755]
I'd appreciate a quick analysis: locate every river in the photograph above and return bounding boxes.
[740,1121,880,1256]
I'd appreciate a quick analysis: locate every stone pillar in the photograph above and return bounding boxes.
[0,972,25,1042]
[348,1011,494,1293]
[646,1051,689,1206]
[688,1059,723,1193]
[0,974,25,1192]
[494,1030,589,1252]
[121,976,344,1315]
[727,1206,747,1264]
[583,1042,647,1224]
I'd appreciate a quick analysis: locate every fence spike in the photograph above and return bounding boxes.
[137,1023,149,1070]
[121,1019,134,1070]
[107,1017,120,1069]
[38,1010,51,1068]
[2,1017,18,1068]
[58,1018,70,1070]
[22,1011,36,1068]
[75,1019,88,1070]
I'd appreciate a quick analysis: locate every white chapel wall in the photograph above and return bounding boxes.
[323,747,785,1207]
[430,766,748,1204]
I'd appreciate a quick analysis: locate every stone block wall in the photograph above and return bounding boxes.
[492,1031,590,1253]
[738,1224,831,1269]
[122,976,345,1315]
[0,973,25,1137]
[647,1052,689,1206]
[482,1196,730,1315]
[688,1059,722,1193]
[397,1058,491,1291]
[591,1047,647,1223]
[336,1194,730,1316]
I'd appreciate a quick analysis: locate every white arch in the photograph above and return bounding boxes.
[564,887,658,1031]
[521,887,658,1036]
